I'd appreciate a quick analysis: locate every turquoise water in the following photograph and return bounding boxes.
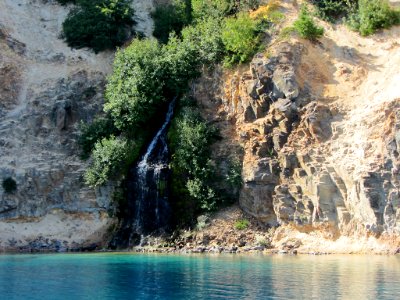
[0,253,399,299]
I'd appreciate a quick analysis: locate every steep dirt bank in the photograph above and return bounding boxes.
[188,0,400,254]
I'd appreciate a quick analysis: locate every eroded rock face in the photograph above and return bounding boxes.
[220,40,400,239]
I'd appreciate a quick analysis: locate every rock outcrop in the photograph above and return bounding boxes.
[194,1,400,252]
[0,0,155,251]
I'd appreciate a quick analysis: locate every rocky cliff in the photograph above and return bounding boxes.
[190,1,400,254]
[0,0,154,251]
[1,0,399,254]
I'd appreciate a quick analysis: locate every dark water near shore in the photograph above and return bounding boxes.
[0,253,399,299]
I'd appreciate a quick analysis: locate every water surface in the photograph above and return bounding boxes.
[0,253,399,299]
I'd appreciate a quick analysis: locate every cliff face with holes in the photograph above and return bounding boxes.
[0,0,154,251]
[194,11,400,252]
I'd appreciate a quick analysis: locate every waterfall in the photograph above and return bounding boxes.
[128,99,176,244]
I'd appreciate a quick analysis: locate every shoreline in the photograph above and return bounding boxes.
[0,245,399,256]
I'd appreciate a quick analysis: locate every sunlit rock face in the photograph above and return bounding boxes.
[193,27,400,242]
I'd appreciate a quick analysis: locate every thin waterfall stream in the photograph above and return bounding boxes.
[116,98,176,247]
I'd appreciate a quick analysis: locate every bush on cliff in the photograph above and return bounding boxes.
[222,12,260,65]
[2,177,17,194]
[104,39,166,133]
[312,0,354,22]
[168,103,218,223]
[349,0,400,36]
[62,0,134,52]
[293,5,324,40]
[191,0,261,20]
[191,0,235,20]
[78,116,119,159]
[180,17,225,66]
[152,0,192,44]
[84,136,141,186]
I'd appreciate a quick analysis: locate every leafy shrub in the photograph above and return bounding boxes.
[234,219,249,230]
[180,17,225,66]
[354,0,400,36]
[56,0,76,5]
[104,39,166,133]
[161,33,200,93]
[84,136,140,186]
[62,0,134,53]
[152,0,191,43]
[238,0,262,11]
[226,159,243,189]
[312,0,353,22]
[2,177,17,194]
[222,12,260,65]
[191,0,261,21]
[293,5,324,39]
[191,0,235,20]
[168,105,217,213]
[78,116,119,159]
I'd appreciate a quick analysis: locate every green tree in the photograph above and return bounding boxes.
[104,39,166,133]
[222,12,260,65]
[161,33,200,93]
[181,17,225,66]
[2,177,17,193]
[62,0,134,53]
[191,0,235,20]
[312,0,355,22]
[78,116,119,159]
[152,0,192,43]
[168,105,218,218]
[84,136,139,187]
[356,0,399,36]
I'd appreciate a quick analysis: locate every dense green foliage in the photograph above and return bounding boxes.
[104,39,166,133]
[311,0,400,36]
[312,0,354,22]
[152,0,192,44]
[84,136,140,186]
[191,0,235,20]
[293,5,324,40]
[85,17,225,186]
[78,116,119,159]
[222,13,260,65]
[181,18,225,65]
[234,219,249,230]
[56,0,76,5]
[2,177,17,194]
[168,103,218,223]
[83,0,261,223]
[349,0,400,36]
[62,0,134,52]
[191,0,261,20]
[226,159,243,190]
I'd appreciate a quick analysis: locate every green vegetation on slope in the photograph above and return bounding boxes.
[350,0,400,36]
[168,101,218,223]
[222,12,261,65]
[311,0,400,36]
[80,0,270,223]
[61,0,135,52]
[151,0,192,44]
[84,16,225,187]
[2,177,17,194]
[293,5,324,40]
